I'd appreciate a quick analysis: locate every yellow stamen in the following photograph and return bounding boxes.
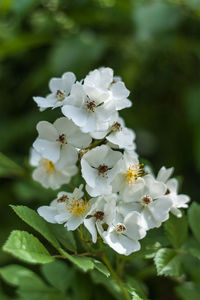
[66,198,90,216]
[42,159,56,173]
[125,164,144,184]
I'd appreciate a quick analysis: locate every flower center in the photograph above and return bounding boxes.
[57,133,67,144]
[115,223,126,233]
[56,90,66,101]
[94,211,104,221]
[111,122,122,132]
[57,195,69,203]
[125,164,144,184]
[42,159,56,173]
[86,100,96,112]
[141,195,153,206]
[66,198,90,216]
[98,164,108,175]
[165,188,170,195]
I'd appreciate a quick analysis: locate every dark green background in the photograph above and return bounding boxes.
[0,0,200,299]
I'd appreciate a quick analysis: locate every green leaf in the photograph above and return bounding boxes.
[0,152,24,177]
[11,205,60,250]
[90,269,122,300]
[0,264,47,288]
[164,213,188,248]
[189,247,200,260]
[60,249,94,272]
[93,260,110,277]
[188,202,200,244]
[0,291,11,300]
[126,277,149,300]
[176,282,200,300]
[154,248,182,277]
[0,264,69,300]
[41,260,74,293]
[3,230,54,264]
[50,223,76,252]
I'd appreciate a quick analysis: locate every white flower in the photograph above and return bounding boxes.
[118,174,173,230]
[62,82,115,133]
[30,147,78,190]
[84,67,132,111]
[84,193,117,243]
[91,115,136,151]
[33,117,92,163]
[33,72,76,111]
[84,67,114,93]
[157,166,190,217]
[103,211,146,255]
[37,185,92,230]
[109,79,132,110]
[112,151,144,202]
[81,145,122,197]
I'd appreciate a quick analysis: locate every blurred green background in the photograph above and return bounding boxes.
[1,0,200,299]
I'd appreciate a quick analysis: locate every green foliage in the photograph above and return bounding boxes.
[0,152,24,177]
[91,269,122,300]
[0,264,45,288]
[41,260,74,293]
[176,282,200,300]
[164,213,188,248]
[60,249,110,276]
[3,230,54,264]
[11,205,60,250]
[154,248,182,277]
[188,202,200,244]
[50,223,77,253]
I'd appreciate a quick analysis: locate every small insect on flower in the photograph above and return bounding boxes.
[57,195,69,203]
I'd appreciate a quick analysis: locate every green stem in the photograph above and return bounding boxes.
[116,256,126,278]
[86,137,106,150]
[102,255,131,300]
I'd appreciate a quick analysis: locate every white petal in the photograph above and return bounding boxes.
[111,81,129,99]
[54,212,71,224]
[62,105,87,127]
[36,121,58,141]
[170,207,182,217]
[29,148,41,166]
[55,144,78,170]
[144,174,166,199]
[33,139,60,163]
[84,217,97,243]
[33,96,57,109]
[167,178,178,193]
[81,158,98,188]
[86,177,112,197]
[37,206,57,223]
[66,216,84,231]
[157,166,174,183]
[125,211,146,240]
[143,196,173,229]
[104,230,140,255]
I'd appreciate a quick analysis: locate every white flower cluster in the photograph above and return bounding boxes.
[30,67,190,256]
